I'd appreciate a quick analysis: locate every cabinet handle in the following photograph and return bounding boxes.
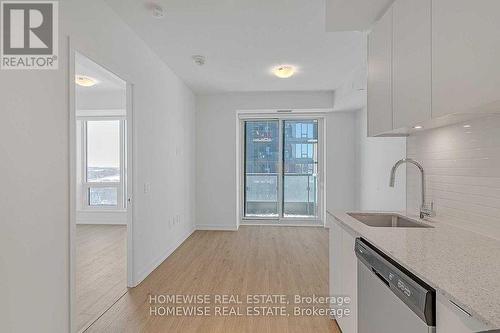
[372,268,390,287]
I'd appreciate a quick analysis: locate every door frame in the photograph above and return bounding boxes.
[68,41,135,333]
[236,109,330,227]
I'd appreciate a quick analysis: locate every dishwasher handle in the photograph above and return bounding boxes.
[372,267,390,287]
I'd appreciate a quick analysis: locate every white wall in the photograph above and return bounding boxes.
[355,108,407,211]
[0,1,196,332]
[76,210,127,225]
[195,90,398,228]
[332,66,367,113]
[407,115,500,240]
[326,112,358,212]
[77,90,126,110]
[196,91,334,229]
[331,49,406,212]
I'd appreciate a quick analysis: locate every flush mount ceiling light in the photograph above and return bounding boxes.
[413,125,424,129]
[272,65,296,79]
[75,75,98,87]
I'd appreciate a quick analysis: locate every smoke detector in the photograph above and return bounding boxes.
[146,3,165,19]
[192,55,206,66]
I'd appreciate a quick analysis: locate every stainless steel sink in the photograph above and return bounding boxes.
[347,213,433,228]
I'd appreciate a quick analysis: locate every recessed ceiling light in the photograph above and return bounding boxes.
[75,75,98,87]
[413,125,424,129]
[463,124,471,128]
[272,65,296,79]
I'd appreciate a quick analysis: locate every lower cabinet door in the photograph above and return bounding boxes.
[330,218,344,327]
[341,228,358,333]
[329,217,358,333]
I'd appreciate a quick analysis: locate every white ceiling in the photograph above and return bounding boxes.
[105,0,366,94]
[75,52,126,92]
[325,0,394,32]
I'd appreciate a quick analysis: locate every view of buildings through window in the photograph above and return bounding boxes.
[86,120,121,207]
[283,120,318,217]
[245,120,280,217]
[244,119,319,218]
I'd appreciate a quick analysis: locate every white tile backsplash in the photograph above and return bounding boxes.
[407,115,500,240]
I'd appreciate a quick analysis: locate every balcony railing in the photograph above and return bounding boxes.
[245,173,318,217]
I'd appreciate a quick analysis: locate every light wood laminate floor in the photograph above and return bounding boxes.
[87,226,340,333]
[76,224,127,332]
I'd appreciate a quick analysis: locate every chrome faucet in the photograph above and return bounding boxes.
[390,158,435,219]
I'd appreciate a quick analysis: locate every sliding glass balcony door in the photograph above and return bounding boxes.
[283,120,318,218]
[243,119,320,222]
[244,120,280,217]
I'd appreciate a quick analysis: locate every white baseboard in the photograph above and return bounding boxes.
[195,224,239,231]
[132,226,195,287]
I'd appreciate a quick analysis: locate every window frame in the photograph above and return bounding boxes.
[80,116,126,210]
[243,118,281,218]
[239,114,325,226]
[282,119,319,219]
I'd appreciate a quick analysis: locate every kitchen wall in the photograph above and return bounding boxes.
[326,112,358,212]
[331,60,407,212]
[407,115,500,240]
[0,1,196,332]
[355,108,407,211]
[196,91,358,229]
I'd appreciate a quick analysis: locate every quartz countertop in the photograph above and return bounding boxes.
[328,210,500,329]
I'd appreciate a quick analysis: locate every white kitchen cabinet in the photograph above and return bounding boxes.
[436,295,491,333]
[368,0,500,135]
[341,226,357,333]
[329,215,344,327]
[392,0,431,129]
[432,0,500,118]
[367,6,393,136]
[329,214,358,333]
[329,215,342,296]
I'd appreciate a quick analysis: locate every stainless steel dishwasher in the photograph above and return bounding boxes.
[355,238,436,333]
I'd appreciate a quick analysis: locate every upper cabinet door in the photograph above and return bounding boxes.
[367,7,393,136]
[392,0,432,129]
[432,0,500,118]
